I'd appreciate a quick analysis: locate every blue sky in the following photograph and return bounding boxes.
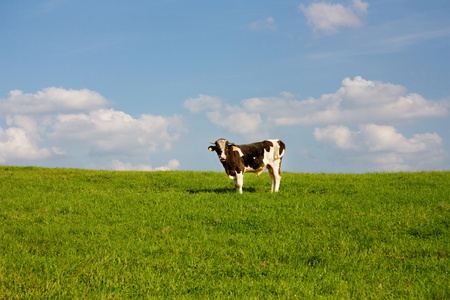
[1,0,449,172]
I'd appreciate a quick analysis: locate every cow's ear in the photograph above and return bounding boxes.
[208,146,214,151]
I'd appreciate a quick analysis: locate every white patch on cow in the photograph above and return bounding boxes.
[267,139,285,160]
[216,139,228,161]
[262,140,275,166]
[233,146,244,157]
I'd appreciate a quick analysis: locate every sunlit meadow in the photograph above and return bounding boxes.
[0,167,449,298]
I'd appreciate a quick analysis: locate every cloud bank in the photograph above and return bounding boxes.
[243,76,448,126]
[315,124,445,171]
[1,77,447,172]
[0,88,182,170]
[184,76,448,171]
[186,76,448,130]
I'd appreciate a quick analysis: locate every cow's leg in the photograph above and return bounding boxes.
[267,165,276,192]
[229,175,239,193]
[273,160,282,192]
[235,172,244,194]
[268,162,282,192]
[273,172,281,192]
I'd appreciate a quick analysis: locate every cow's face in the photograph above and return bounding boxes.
[208,139,230,162]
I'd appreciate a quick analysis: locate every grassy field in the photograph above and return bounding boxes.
[0,167,449,299]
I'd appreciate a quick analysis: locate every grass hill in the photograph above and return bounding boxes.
[1,167,449,298]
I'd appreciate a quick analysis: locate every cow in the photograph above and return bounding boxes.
[208,138,286,194]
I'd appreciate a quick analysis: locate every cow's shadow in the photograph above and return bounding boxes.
[186,187,256,194]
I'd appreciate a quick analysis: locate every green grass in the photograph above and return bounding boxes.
[0,167,449,299]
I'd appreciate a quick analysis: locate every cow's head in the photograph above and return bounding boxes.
[208,139,234,162]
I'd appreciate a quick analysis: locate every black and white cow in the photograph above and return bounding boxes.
[208,139,286,193]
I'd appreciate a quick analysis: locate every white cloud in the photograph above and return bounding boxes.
[111,158,180,171]
[184,77,448,141]
[242,76,448,125]
[249,17,276,33]
[183,94,222,113]
[360,124,437,153]
[313,125,359,150]
[6,115,42,140]
[300,0,368,34]
[0,127,61,164]
[49,108,182,155]
[0,88,107,115]
[0,87,183,167]
[206,106,264,136]
[154,159,180,171]
[351,0,369,13]
[314,124,446,171]
[337,76,406,106]
[184,94,267,138]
